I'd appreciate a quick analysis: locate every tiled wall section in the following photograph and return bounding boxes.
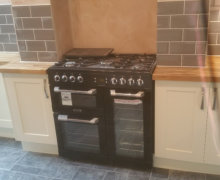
[208,0,220,55]
[157,0,208,66]
[0,4,18,52]
[12,5,57,62]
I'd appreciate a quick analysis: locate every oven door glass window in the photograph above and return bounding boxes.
[113,98,144,158]
[57,114,100,153]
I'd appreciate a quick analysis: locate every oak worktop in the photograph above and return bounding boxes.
[1,53,220,81]
[0,53,54,74]
[153,56,220,82]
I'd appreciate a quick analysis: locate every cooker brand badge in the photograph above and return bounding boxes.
[61,92,72,106]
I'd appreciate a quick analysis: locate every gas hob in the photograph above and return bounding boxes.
[48,53,157,90]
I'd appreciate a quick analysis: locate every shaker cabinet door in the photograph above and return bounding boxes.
[4,74,57,145]
[155,81,207,163]
[204,84,220,165]
[0,73,12,129]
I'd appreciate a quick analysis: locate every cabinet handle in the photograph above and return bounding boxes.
[200,88,205,110]
[44,79,49,99]
[212,88,217,110]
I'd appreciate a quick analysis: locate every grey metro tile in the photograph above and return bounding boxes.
[16,30,34,40]
[30,5,52,17]
[12,6,31,17]
[209,10,219,21]
[157,42,169,54]
[46,41,56,51]
[9,34,17,43]
[0,34,10,43]
[185,0,209,14]
[208,45,220,55]
[208,34,217,44]
[198,15,208,28]
[38,52,57,62]
[171,15,197,28]
[3,43,18,52]
[26,41,46,51]
[157,1,184,15]
[0,25,15,33]
[20,52,38,61]
[22,18,43,29]
[0,15,6,24]
[157,16,170,29]
[14,18,23,29]
[34,30,55,40]
[183,29,207,41]
[5,15,14,24]
[72,167,106,180]
[0,5,11,15]
[196,42,207,54]
[0,44,3,51]
[209,22,220,33]
[42,18,53,29]
[17,41,27,51]
[170,42,195,54]
[169,170,205,180]
[157,29,182,41]
[157,55,181,66]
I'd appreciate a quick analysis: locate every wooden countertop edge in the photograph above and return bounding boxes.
[0,68,48,75]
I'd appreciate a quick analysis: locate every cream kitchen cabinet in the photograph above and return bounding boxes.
[155,80,220,166]
[204,83,220,165]
[4,74,57,145]
[0,73,12,129]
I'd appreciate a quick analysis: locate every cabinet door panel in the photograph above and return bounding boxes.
[155,81,207,163]
[205,85,220,165]
[4,74,56,144]
[0,73,12,128]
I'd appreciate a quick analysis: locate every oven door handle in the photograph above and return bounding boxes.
[110,90,144,98]
[54,87,96,95]
[58,115,99,125]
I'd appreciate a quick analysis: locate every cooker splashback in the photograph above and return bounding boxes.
[70,0,156,54]
[51,0,157,59]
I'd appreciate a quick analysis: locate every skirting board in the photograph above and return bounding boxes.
[154,156,220,175]
[0,128,14,138]
[22,142,58,155]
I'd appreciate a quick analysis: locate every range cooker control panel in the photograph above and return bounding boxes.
[49,71,152,89]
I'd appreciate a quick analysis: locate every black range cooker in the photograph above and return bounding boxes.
[47,49,156,169]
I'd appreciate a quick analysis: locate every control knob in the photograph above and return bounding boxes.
[137,78,144,86]
[69,75,76,83]
[61,75,68,82]
[119,78,126,85]
[128,78,135,86]
[77,75,84,83]
[111,77,118,85]
[54,75,60,82]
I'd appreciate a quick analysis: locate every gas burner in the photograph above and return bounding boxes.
[57,54,156,72]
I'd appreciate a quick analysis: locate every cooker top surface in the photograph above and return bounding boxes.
[55,54,156,72]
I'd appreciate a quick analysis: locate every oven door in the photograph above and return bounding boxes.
[54,111,105,155]
[106,89,147,159]
[50,86,103,112]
